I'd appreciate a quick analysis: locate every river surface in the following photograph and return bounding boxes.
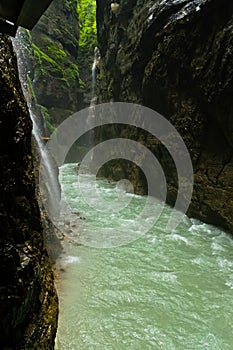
[55,164,233,350]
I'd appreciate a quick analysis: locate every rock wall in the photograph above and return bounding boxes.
[31,0,82,129]
[15,0,97,134]
[0,34,58,349]
[96,0,233,232]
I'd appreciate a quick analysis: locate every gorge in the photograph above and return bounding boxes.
[0,0,233,349]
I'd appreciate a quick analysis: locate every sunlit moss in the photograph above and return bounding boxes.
[32,44,63,73]
[47,45,67,59]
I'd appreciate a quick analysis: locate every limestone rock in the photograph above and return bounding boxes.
[96,0,233,233]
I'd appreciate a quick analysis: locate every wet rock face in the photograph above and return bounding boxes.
[31,0,82,115]
[17,0,83,130]
[17,0,97,133]
[96,0,233,232]
[0,35,58,349]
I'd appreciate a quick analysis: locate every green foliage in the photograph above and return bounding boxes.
[77,0,97,50]
[76,0,97,90]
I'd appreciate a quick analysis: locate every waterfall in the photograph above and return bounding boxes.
[84,47,100,165]
[91,47,97,95]
[12,30,60,221]
[89,46,99,117]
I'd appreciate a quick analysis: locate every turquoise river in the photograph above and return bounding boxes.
[55,164,233,350]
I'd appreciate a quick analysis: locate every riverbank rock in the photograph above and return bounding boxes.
[0,34,58,349]
[96,0,233,233]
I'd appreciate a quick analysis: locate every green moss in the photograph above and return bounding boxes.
[47,44,67,59]
[65,0,78,11]
[26,75,37,103]
[32,44,63,76]
[63,63,79,80]
[31,43,84,89]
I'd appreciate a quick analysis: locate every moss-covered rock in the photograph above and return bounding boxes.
[16,0,97,132]
[15,0,82,131]
[30,0,83,126]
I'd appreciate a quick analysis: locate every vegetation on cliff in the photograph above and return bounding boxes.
[78,0,97,50]
[17,0,97,134]
[77,0,97,103]
[29,0,82,128]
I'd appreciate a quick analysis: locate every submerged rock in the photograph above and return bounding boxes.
[0,34,58,349]
[96,0,233,232]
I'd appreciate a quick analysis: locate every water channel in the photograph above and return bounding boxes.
[55,163,233,350]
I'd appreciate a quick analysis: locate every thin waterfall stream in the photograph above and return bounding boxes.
[87,47,99,158]
[12,30,61,220]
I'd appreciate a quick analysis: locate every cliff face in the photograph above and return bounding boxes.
[96,0,233,232]
[29,0,82,129]
[16,0,97,134]
[0,34,58,349]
